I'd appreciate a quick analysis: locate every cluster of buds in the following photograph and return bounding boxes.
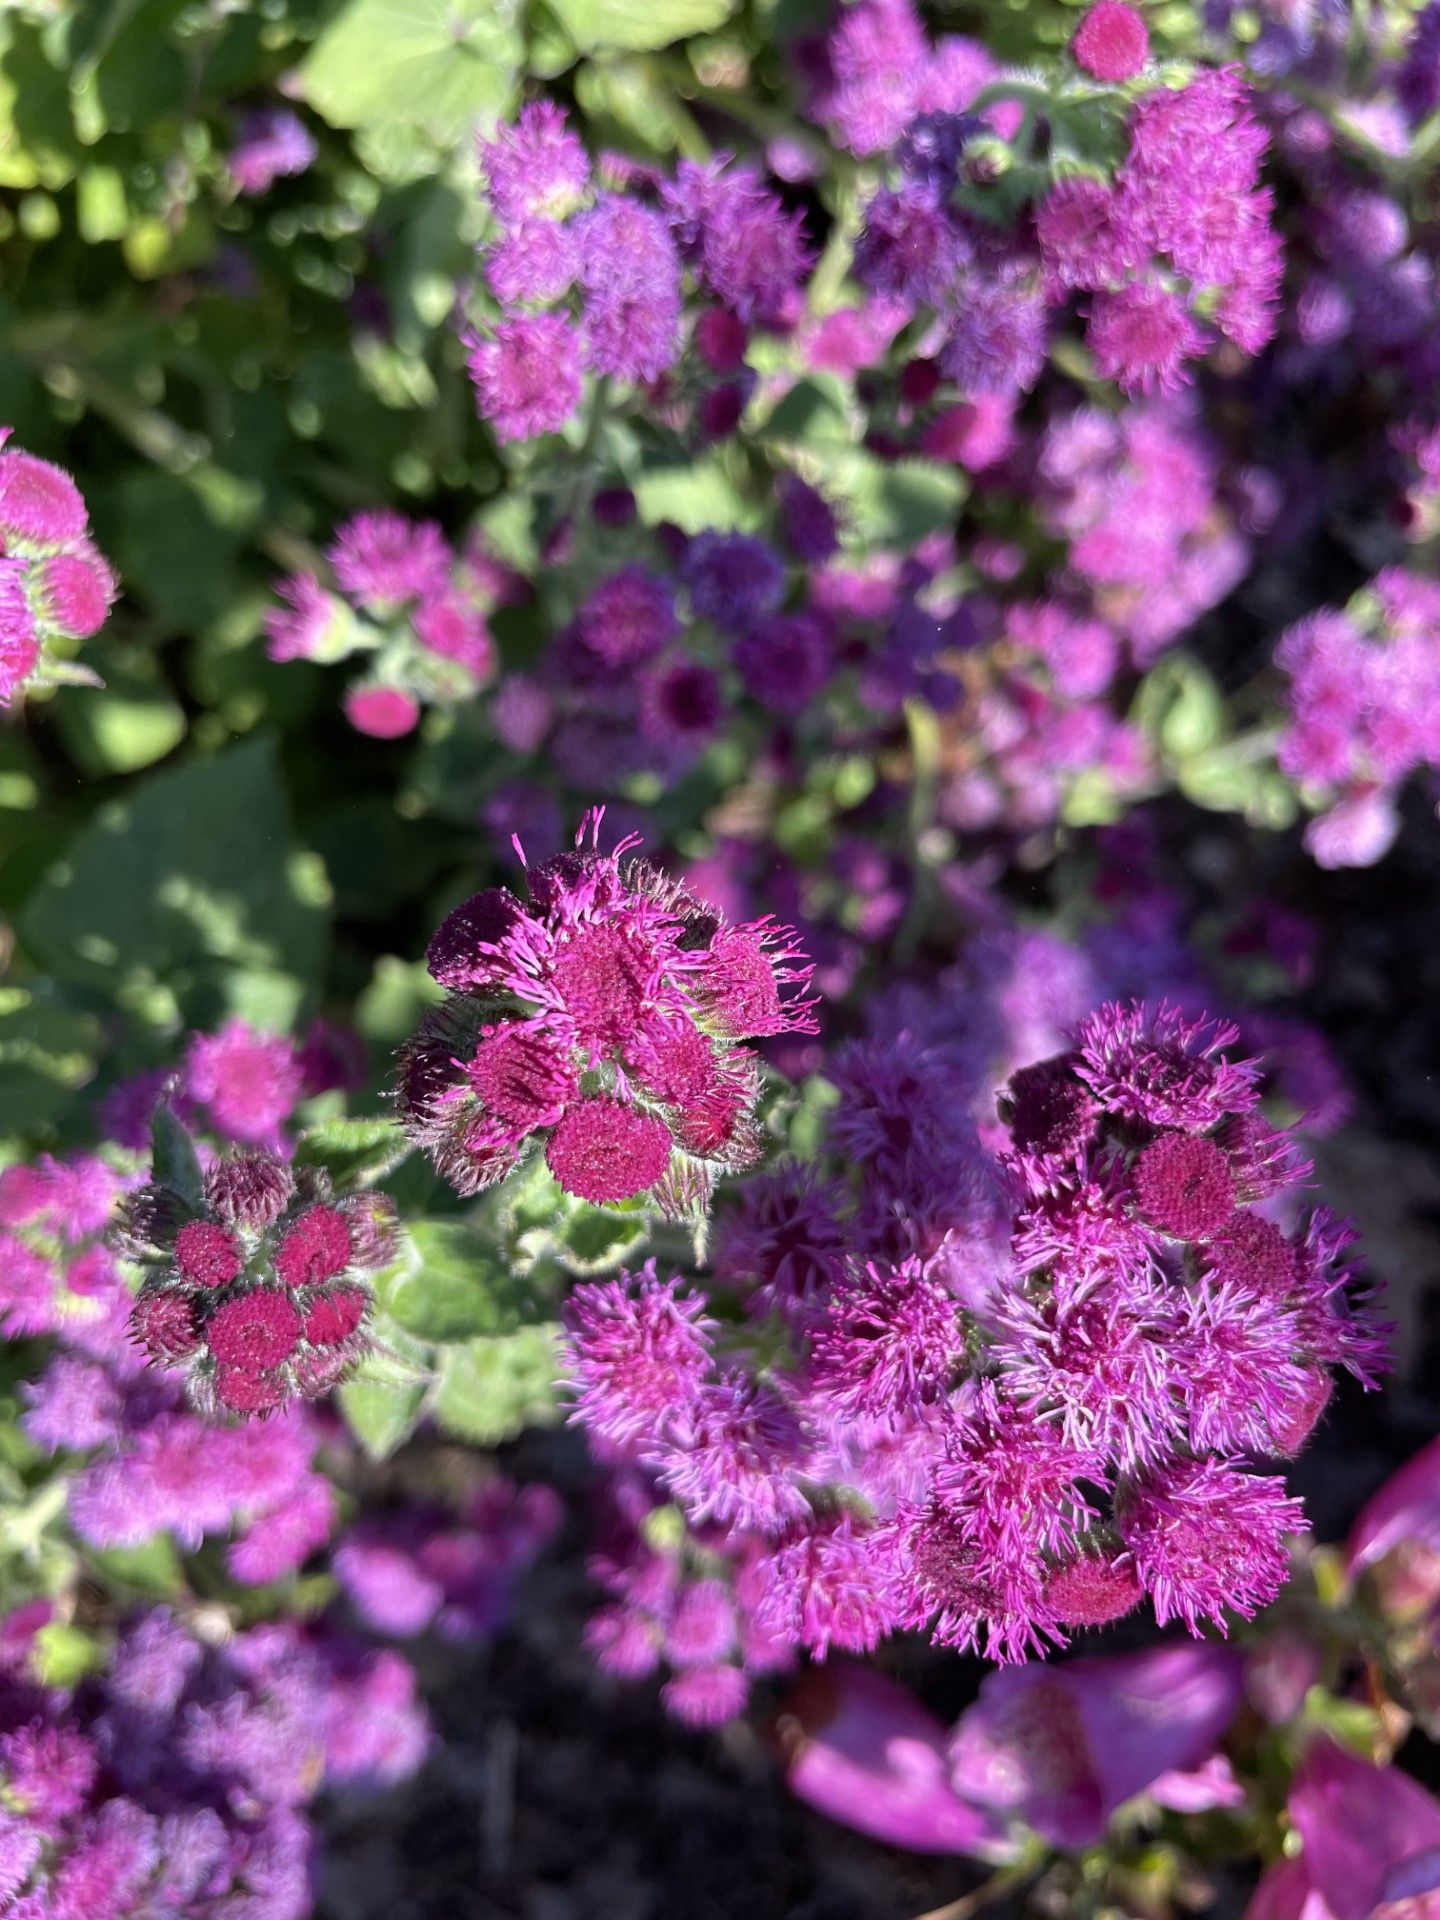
[119,1139,397,1416]
[0,431,117,703]
[398,813,818,1214]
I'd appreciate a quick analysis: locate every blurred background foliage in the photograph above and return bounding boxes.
[0,0,1400,1145]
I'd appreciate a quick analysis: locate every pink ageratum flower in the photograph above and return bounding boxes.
[344,683,421,738]
[563,1263,716,1448]
[1033,69,1282,395]
[400,811,818,1212]
[0,436,117,702]
[123,1139,393,1417]
[468,312,585,443]
[328,511,450,613]
[1070,3,1150,82]
[184,1021,304,1151]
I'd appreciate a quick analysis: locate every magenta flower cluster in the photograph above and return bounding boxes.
[101,1015,365,1157]
[1036,66,1283,394]
[122,1144,396,1416]
[227,108,317,197]
[265,511,522,738]
[0,1604,426,1920]
[561,1000,1386,1706]
[1275,565,1440,869]
[468,102,810,442]
[848,8,1281,403]
[400,813,817,1209]
[0,432,117,705]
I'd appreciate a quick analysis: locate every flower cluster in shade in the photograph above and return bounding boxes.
[101,1015,365,1159]
[334,1477,562,1641]
[120,1138,397,1417]
[0,1603,427,1920]
[484,486,857,789]
[265,511,525,738]
[0,431,118,705]
[398,812,817,1213]
[468,102,811,442]
[227,109,317,197]
[559,1000,1384,1709]
[1273,566,1440,869]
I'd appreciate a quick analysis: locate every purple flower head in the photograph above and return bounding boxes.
[1398,2,1440,125]
[563,1264,716,1449]
[1070,2,1150,81]
[1131,1132,1237,1240]
[405,814,816,1207]
[184,1021,304,1151]
[1087,282,1206,396]
[853,182,964,308]
[264,571,347,664]
[811,0,930,157]
[485,217,578,306]
[228,109,317,196]
[123,1131,388,1416]
[478,102,590,225]
[655,1372,810,1538]
[577,566,679,669]
[661,158,811,327]
[807,1254,964,1423]
[0,437,117,700]
[733,611,834,715]
[681,531,786,632]
[468,312,584,442]
[1073,1000,1261,1130]
[577,197,683,382]
[328,510,450,614]
[751,1517,901,1659]
[777,475,839,563]
[1115,1457,1305,1633]
[711,1162,849,1319]
[940,268,1051,396]
[661,1663,750,1727]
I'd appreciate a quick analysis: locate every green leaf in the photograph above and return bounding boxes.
[549,0,736,52]
[386,1219,549,1343]
[293,1115,404,1189]
[89,1535,185,1599]
[52,679,187,777]
[33,1622,105,1688]
[296,0,520,142]
[432,1325,561,1445]
[0,989,100,1134]
[632,456,752,533]
[337,1317,431,1460]
[19,738,330,1030]
[552,1203,651,1274]
[833,453,966,546]
[1134,653,1226,760]
[151,1104,204,1211]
